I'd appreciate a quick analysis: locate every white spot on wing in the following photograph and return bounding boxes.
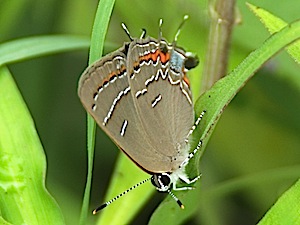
[120,120,128,136]
[151,94,162,108]
[145,75,155,87]
[135,88,147,98]
[103,86,131,126]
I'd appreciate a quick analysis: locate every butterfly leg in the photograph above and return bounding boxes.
[172,174,201,191]
[172,140,203,191]
[179,139,203,169]
[180,110,206,168]
[172,110,206,191]
[184,110,206,143]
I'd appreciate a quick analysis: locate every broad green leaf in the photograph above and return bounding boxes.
[247,2,300,64]
[258,179,300,225]
[0,216,13,225]
[0,66,65,224]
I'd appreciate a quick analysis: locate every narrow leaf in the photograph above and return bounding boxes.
[79,0,116,224]
[247,2,300,64]
[0,35,89,66]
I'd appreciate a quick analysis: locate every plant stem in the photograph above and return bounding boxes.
[201,0,236,93]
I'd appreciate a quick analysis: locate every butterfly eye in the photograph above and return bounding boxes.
[184,54,199,70]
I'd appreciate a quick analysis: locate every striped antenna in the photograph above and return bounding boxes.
[167,190,184,209]
[158,18,163,40]
[93,177,151,214]
[140,28,147,39]
[174,15,189,43]
[121,23,133,41]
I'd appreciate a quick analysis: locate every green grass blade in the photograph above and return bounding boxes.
[79,0,115,224]
[247,2,300,64]
[149,19,300,225]
[0,35,89,66]
[258,179,300,225]
[0,66,65,224]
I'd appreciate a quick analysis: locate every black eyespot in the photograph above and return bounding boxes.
[184,55,199,70]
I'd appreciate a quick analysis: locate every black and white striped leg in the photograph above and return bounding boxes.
[184,110,206,143]
[180,139,203,169]
[172,140,203,191]
[180,110,206,168]
[172,110,206,191]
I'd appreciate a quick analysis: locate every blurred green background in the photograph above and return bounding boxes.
[1,0,299,224]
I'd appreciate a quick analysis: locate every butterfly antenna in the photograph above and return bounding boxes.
[93,177,151,214]
[140,28,147,39]
[174,15,189,44]
[167,190,185,209]
[121,23,133,41]
[158,18,163,40]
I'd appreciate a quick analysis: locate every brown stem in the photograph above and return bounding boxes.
[201,0,236,94]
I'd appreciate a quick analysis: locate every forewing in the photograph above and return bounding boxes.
[78,45,172,173]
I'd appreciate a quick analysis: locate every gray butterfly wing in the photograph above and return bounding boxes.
[126,37,195,172]
[78,44,172,173]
